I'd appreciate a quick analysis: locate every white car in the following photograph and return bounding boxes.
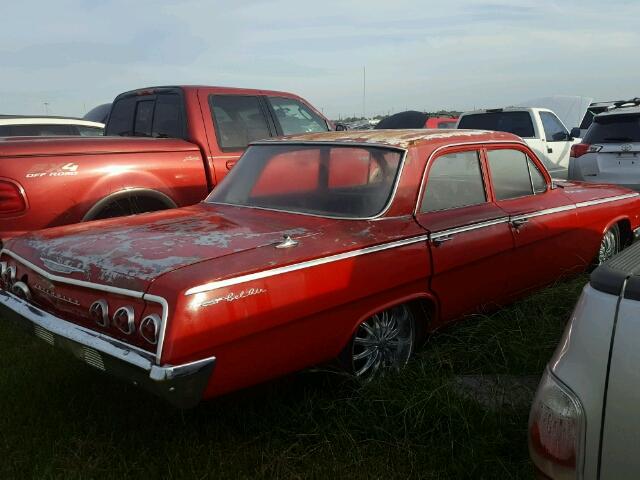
[0,116,104,137]
[568,100,640,190]
[457,107,581,178]
[529,239,640,479]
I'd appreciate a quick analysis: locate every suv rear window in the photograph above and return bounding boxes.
[458,112,535,138]
[583,113,640,143]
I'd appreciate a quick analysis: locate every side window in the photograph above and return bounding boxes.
[421,150,486,212]
[487,149,534,200]
[133,100,154,137]
[106,96,136,136]
[152,94,185,138]
[209,95,271,150]
[540,111,569,142]
[76,126,104,137]
[528,158,547,193]
[268,96,328,135]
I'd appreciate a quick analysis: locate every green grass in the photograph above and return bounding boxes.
[0,276,586,479]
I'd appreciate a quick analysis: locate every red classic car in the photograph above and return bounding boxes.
[1,129,639,407]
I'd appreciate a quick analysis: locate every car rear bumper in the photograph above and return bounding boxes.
[0,289,215,408]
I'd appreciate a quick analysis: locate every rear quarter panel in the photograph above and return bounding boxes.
[0,147,209,235]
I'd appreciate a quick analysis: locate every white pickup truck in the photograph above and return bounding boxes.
[457,107,581,178]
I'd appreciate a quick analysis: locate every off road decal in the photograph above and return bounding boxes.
[26,163,79,178]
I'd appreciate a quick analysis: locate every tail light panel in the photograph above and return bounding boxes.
[529,369,584,480]
[570,143,602,159]
[0,179,27,215]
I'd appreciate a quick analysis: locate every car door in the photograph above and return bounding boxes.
[538,110,575,177]
[485,146,580,294]
[415,147,514,323]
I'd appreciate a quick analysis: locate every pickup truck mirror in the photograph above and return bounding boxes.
[570,127,581,140]
[335,123,348,131]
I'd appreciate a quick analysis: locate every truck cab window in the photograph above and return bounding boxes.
[209,95,271,150]
[105,97,136,136]
[152,94,185,138]
[540,111,569,141]
[134,100,154,137]
[268,97,328,135]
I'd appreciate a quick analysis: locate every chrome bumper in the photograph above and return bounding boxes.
[0,289,215,408]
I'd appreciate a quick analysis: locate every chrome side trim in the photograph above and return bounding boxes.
[0,248,168,364]
[185,234,430,296]
[510,204,577,222]
[575,193,639,209]
[431,217,509,240]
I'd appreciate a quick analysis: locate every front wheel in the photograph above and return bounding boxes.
[598,224,621,264]
[341,304,416,382]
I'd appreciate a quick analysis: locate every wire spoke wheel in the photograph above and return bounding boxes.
[598,225,620,264]
[351,304,415,382]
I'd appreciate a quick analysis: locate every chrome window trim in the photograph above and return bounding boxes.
[0,248,168,364]
[185,234,430,296]
[430,217,510,240]
[206,143,408,221]
[414,140,528,216]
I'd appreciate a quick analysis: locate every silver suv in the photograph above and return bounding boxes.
[568,99,640,190]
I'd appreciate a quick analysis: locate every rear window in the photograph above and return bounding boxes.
[0,124,76,136]
[106,93,186,138]
[458,112,535,138]
[583,114,640,144]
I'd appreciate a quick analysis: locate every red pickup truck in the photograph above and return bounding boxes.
[0,85,331,241]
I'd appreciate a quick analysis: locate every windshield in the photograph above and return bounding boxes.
[207,144,404,218]
[458,112,535,138]
[583,113,640,143]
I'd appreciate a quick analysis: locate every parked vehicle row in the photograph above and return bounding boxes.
[0,85,331,241]
[1,129,638,408]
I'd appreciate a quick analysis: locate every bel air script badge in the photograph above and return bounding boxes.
[199,288,267,308]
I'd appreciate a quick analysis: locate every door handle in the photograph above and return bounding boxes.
[432,234,454,246]
[510,218,529,228]
[547,147,553,154]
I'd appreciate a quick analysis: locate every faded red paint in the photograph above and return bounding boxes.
[2,129,639,402]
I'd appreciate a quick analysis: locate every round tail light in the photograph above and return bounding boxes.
[1,263,16,286]
[140,314,160,345]
[113,306,135,335]
[89,300,109,327]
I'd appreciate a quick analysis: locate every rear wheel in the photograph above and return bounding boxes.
[341,304,415,382]
[598,224,621,264]
[92,196,170,220]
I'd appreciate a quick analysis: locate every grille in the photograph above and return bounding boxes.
[33,325,55,345]
[82,347,106,371]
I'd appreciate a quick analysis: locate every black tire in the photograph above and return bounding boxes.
[92,197,169,220]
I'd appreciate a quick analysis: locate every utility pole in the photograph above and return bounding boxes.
[362,66,366,119]
[44,102,50,115]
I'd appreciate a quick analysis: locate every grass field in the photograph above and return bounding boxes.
[0,276,586,479]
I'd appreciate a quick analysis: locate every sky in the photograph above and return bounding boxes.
[1,0,639,119]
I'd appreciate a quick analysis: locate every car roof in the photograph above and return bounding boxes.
[461,107,552,115]
[255,128,523,149]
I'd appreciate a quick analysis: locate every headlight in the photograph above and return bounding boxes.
[113,306,135,335]
[529,369,584,480]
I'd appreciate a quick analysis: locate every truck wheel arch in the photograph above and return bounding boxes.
[83,188,178,221]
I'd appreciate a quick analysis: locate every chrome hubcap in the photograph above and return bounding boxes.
[352,305,414,381]
[598,229,619,264]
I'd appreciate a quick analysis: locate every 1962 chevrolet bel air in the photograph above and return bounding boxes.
[1,129,639,407]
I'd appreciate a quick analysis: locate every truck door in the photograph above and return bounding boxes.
[537,110,575,179]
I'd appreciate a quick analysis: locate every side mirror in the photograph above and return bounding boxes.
[335,123,348,131]
[570,127,581,140]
